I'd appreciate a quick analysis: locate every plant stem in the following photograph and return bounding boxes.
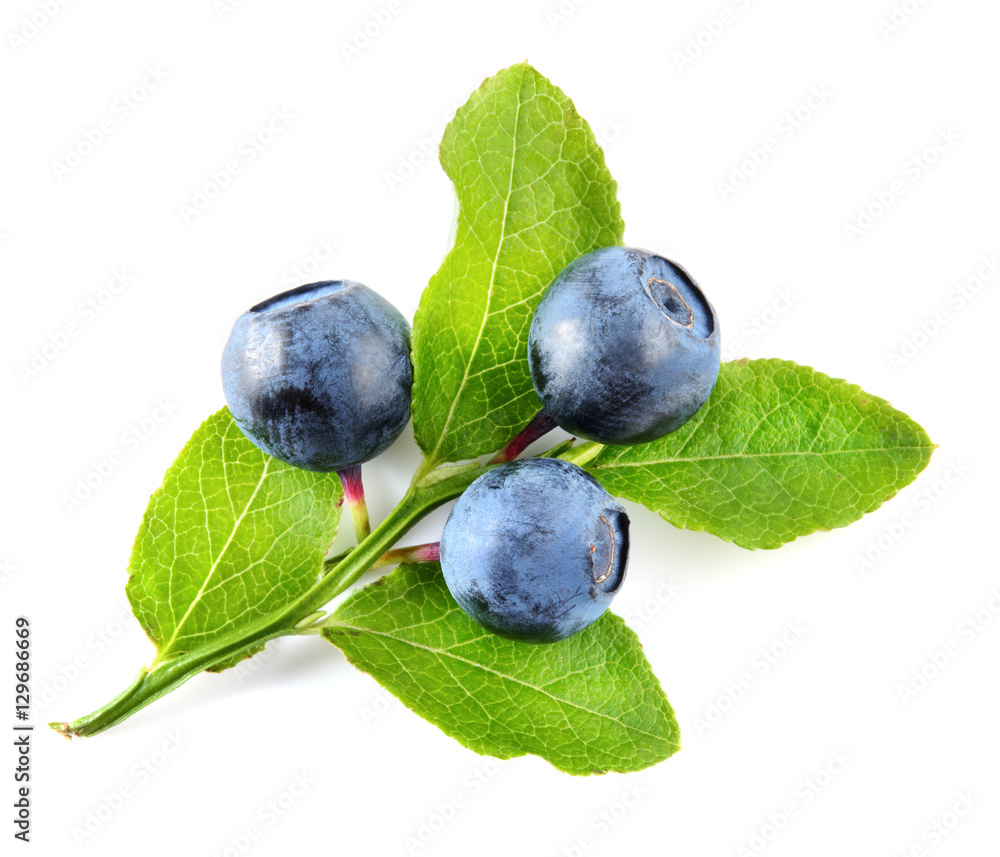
[337,465,370,541]
[558,440,605,469]
[489,409,559,464]
[372,542,441,569]
[52,461,485,739]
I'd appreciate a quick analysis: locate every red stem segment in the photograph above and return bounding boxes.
[489,409,559,464]
[373,542,441,569]
[337,465,371,542]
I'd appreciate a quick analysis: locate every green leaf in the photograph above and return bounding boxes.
[324,563,679,775]
[126,408,342,665]
[411,62,625,466]
[586,359,936,550]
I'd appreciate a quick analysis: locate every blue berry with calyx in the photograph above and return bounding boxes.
[528,246,721,445]
[440,457,629,644]
[221,280,412,473]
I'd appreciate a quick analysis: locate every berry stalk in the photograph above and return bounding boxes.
[338,464,371,541]
[489,409,559,464]
[372,542,441,569]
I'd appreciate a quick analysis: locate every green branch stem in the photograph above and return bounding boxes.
[52,458,494,739]
[557,440,604,469]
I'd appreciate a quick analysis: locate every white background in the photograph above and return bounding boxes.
[2,0,998,854]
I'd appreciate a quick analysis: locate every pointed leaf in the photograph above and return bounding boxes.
[126,408,342,663]
[586,359,936,549]
[324,563,679,775]
[411,62,625,466]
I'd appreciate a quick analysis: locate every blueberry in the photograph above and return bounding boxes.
[440,457,629,643]
[528,246,721,445]
[221,280,412,472]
